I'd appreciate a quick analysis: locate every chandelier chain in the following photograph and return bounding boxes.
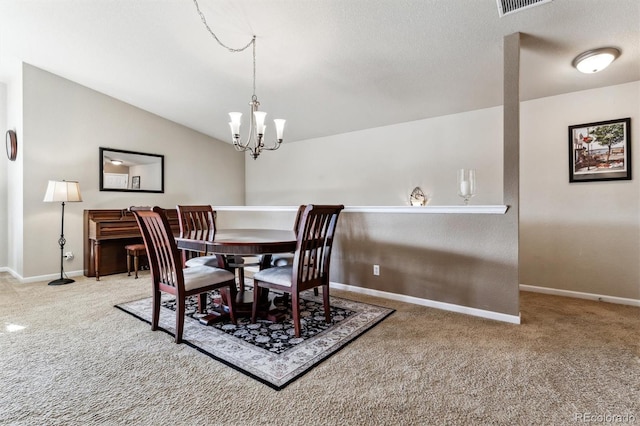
[192,0,258,98]
[192,0,254,53]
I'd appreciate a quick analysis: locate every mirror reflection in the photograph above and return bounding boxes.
[100,147,164,193]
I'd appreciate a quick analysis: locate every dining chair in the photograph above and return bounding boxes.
[269,204,306,267]
[268,204,320,296]
[176,205,251,290]
[132,206,237,344]
[251,204,344,337]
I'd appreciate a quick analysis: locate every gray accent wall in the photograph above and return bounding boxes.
[234,34,523,318]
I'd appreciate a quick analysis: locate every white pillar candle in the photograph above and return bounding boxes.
[460,180,470,196]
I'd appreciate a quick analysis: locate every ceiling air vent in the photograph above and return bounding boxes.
[496,0,553,17]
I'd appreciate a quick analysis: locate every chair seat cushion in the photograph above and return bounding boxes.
[270,253,294,267]
[253,266,293,287]
[182,265,235,292]
[185,255,218,268]
[185,255,246,268]
[125,243,146,253]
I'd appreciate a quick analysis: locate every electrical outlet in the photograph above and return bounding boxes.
[373,264,380,276]
[64,251,74,261]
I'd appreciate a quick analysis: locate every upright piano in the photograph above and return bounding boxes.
[83,208,179,280]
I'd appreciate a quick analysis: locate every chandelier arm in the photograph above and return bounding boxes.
[261,140,283,151]
[192,0,255,53]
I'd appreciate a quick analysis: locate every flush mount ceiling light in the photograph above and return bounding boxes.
[572,47,621,74]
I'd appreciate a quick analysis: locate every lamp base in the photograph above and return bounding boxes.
[48,278,75,286]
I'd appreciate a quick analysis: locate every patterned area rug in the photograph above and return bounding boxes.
[115,289,394,390]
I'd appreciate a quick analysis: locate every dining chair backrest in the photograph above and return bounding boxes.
[293,204,306,235]
[176,205,216,242]
[292,204,344,286]
[132,206,185,292]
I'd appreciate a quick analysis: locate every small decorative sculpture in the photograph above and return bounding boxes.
[410,187,427,206]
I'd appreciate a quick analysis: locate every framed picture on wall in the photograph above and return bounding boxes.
[568,117,631,183]
[131,175,141,189]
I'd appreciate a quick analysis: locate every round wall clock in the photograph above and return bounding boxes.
[6,130,17,161]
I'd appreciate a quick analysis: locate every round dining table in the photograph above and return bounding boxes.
[175,228,297,318]
[198,229,296,256]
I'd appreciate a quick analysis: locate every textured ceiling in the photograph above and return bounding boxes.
[0,0,638,144]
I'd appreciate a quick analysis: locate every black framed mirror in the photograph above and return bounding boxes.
[99,147,164,193]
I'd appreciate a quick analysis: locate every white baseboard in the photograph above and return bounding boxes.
[0,267,20,280]
[520,284,640,307]
[7,269,85,284]
[330,281,521,324]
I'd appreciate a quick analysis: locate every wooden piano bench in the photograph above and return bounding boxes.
[124,244,147,279]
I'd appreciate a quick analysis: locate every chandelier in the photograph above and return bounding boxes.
[193,1,286,160]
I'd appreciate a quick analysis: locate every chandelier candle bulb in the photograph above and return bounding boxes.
[254,111,267,135]
[274,119,286,141]
[229,112,242,135]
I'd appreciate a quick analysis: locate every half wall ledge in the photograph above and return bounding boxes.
[215,205,509,214]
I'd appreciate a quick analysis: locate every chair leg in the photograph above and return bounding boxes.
[237,267,245,293]
[197,293,207,313]
[292,291,301,337]
[250,284,260,324]
[313,288,319,296]
[151,289,161,331]
[224,287,236,324]
[134,253,139,279]
[127,252,132,276]
[322,285,331,323]
[175,297,185,344]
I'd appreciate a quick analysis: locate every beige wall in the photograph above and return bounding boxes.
[2,59,24,275]
[0,82,7,267]
[246,105,503,206]
[3,63,638,308]
[520,81,640,300]
[15,63,245,279]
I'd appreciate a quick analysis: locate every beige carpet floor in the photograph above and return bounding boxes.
[0,271,638,425]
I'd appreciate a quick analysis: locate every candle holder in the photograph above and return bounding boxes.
[457,169,476,205]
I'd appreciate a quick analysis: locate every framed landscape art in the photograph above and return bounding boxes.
[568,117,631,183]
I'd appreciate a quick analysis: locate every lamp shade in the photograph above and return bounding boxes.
[43,180,83,202]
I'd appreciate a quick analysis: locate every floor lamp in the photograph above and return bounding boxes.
[43,180,83,285]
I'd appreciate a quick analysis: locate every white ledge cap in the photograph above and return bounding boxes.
[214,205,509,214]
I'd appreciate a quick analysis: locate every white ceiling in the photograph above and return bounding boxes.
[1,0,638,144]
